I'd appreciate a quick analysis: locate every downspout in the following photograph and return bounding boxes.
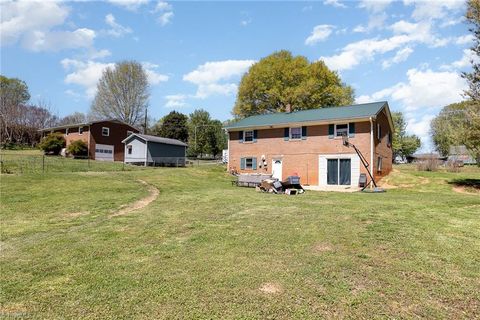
[87,125,91,159]
[369,117,374,189]
[226,129,230,172]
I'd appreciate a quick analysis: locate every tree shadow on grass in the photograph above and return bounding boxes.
[448,179,480,190]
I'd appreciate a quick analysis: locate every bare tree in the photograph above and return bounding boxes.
[90,61,150,128]
[59,112,87,125]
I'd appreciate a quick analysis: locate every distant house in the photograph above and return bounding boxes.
[224,101,394,187]
[122,133,188,166]
[40,119,139,161]
[448,145,477,165]
[407,153,446,163]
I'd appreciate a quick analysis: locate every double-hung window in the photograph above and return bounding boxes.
[335,124,348,137]
[290,127,302,140]
[245,158,253,169]
[244,130,254,142]
[127,145,132,155]
[102,127,110,137]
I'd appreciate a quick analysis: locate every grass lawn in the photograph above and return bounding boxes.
[1,164,479,319]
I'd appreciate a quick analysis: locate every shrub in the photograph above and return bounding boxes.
[66,140,88,157]
[38,133,65,155]
[416,156,439,172]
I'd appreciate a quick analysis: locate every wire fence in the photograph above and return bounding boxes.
[0,153,225,175]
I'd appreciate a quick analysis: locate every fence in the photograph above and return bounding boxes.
[0,153,131,174]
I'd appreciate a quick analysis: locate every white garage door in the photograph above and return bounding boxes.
[95,144,114,161]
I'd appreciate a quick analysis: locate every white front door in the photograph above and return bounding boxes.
[95,144,114,161]
[272,159,283,180]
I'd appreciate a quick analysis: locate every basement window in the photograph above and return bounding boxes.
[127,145,132,155]
[79,126,84,135]
[102,127,110,137]
[377,157,383,173]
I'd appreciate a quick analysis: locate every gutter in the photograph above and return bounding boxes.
[369,117,374,189]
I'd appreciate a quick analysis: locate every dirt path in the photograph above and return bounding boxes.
[110,180,159,217]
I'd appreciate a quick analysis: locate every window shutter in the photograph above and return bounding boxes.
[252,157,257,170]
[284,128,290,141]
[328,124,334,139]
[348,122,355,138]
[238,131,244,143]
[240,158,245,170]
[301,126,307,140]
[253,130,258,142]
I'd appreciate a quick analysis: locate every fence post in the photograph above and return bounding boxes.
[42,155,45,173]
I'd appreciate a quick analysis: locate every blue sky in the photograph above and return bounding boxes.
[1,0,475,149]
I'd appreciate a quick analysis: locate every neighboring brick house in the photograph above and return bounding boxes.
[224,101,394,187]
[40,119,139,161]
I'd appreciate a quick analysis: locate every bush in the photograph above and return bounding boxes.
[38,133,65,155]
[416,156,439,172]
[66,140,88,157]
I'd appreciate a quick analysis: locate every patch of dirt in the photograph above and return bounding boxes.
[313,243,333,253]
[110,180,159,217]
[452,186,480,195]
[259,282,283,294]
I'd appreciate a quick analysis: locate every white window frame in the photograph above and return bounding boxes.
[244,130,254,142]
[335,123,349,137]
[79,126,84,135]
[102,127,110,137]
[289,127,302,140]
[245,157,254,169]
[127,145,132,155]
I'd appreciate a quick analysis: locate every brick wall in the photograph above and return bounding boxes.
[90,121,139,161]
[373,109,393,179]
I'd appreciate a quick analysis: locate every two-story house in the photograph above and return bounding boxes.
[224,101,394,187]
[40,119,139,161]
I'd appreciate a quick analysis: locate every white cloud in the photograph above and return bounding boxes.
[152,1,174,26]
[382,47,414,69]
[23,28,96,52]
[164,94,188,108]
[455,34,475,45]
[61,59,168,98]
[104,14,132,37]
[356,68,466,111]
[107,0,148,11]
[321,18,450,71]
[353,0,393,32]
[305,25,334,45]
[87,49,112,60]
[404,0,465,21]
[359,0,394,13]
[441,49,478,70]
[141,62,169,85]
[0,1,69,46]
[61,59,114,98]
[356,67,467,149]
[323,0,347,8]
[183,60,256,99]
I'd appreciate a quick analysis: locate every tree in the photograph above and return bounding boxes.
[463,0,480,101]
[91,61,149,128]
[233,50,354,117]
[151,111,189,142]
[431,101,480,164]
[205,120,227,158]
[59,112,87,126]
[392,112,421,161]
[39,133,65,155]
[187,109,211,157]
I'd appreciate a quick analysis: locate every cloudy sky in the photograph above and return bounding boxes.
[1,0,474,149]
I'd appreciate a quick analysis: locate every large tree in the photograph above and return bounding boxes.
[233,50,354,117]
[431,101,480,163]
[151,111,189,142]
[187,109,211,157]
[0,75,30,144]
[392,112,421,161]
[463,0,480,101]
[91,61,149,128]
[204,119,227,158]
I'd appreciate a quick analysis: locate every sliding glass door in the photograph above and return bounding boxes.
[327,158,351,185]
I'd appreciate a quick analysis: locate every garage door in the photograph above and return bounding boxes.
[95,144,114,161]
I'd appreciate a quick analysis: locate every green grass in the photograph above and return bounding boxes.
[1,164,479,319]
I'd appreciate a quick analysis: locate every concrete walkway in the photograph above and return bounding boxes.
[303,185,361,192]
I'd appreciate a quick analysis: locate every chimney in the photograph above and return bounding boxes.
[285,104,292,113]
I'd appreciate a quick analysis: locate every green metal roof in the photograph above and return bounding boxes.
[224,101,389,130]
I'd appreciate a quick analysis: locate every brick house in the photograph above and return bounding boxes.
[224,101,394,187]
[40,119,139,161]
